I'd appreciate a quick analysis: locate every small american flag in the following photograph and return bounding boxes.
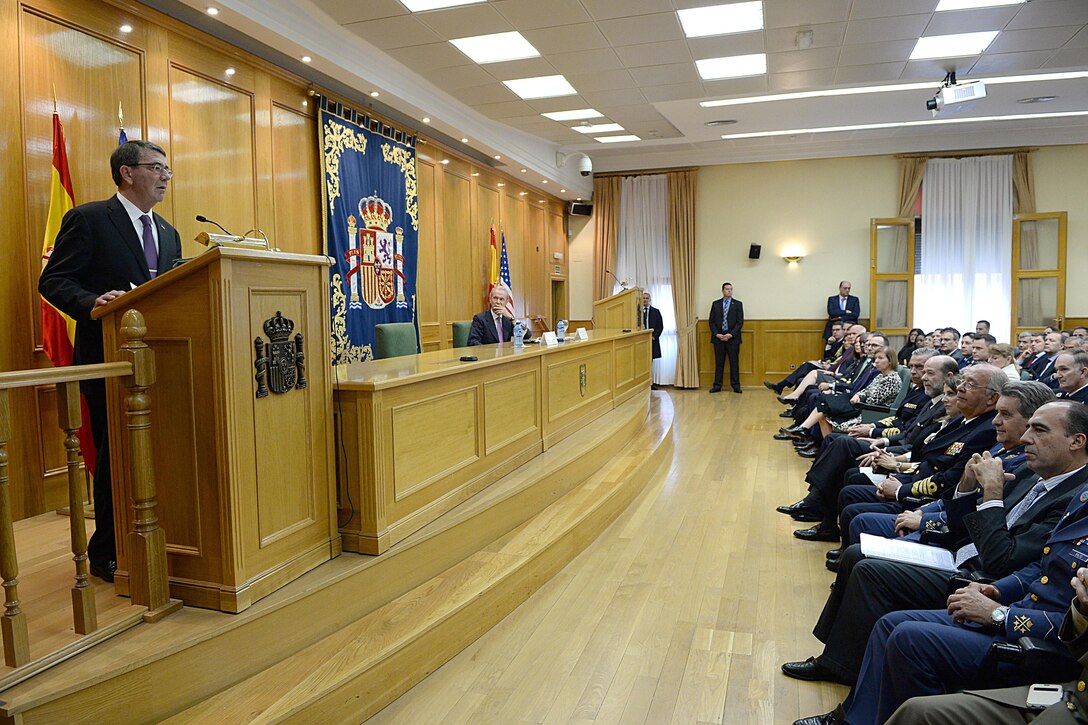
[498,231,514,316]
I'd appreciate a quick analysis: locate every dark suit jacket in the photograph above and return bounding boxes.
[643,305,663,359]
[467,311,531,346]
[708,297,743,345]
[1059,385,1088,403]
[39,196,182,367]
[897,410,999,501]
[823,294,860,337]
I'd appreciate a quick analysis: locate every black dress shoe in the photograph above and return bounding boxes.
[763,380,780,392]
[782,657,843,684]
[825,558,840,572]
[776,500,813,515]
[793,523,840,542]
[90,559,117,583]
[779,409,795,418]
[773,432,796,441]
[732,386,743,393]
[794,705,845,725]
[779,425,807,437]
[791,509,821,522]
[709,386,722,393]
[777,395,795,405]
[825,548,843,561]
[798,446,818,459]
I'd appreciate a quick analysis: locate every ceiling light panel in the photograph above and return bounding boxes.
[400,0,486,11]
[503,75,577,99]
[450,31,540,64]
[695,53,767,80]
[910,31,999,60]
[572,123,624,133]
[542,109,604,121]
[720,110,1088,139]
[596,135,641,143]
[678,2,763,39]
[935,0,1025,10]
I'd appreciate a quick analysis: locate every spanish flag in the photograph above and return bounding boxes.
[40,112,97,475]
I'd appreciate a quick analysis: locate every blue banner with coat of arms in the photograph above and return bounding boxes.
[318,100,419,364]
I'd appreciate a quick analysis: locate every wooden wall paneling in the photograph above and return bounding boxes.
[695,319,829,389]
[501,191,526,318]
[416,157,440,351]
[476,182,501,332]
[269,99,320,255]
[527,203,545,322]
[441,169,473,344]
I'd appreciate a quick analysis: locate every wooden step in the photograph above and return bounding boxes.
[165,393,674,724]
[0,392,669,725]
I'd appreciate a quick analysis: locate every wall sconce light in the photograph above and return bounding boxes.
[782,255,803,265]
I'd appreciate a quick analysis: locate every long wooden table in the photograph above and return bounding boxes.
[333,329,652,554]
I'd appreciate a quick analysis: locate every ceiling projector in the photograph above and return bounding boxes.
[926,71,986,116]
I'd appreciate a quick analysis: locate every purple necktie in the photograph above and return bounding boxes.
[496,316,504,342]
[140,214,158,278]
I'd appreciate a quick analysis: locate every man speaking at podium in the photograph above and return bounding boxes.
[39,139,181,583]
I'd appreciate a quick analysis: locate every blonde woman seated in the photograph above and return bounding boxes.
[988,342,1020,381]
[784,347,903,443]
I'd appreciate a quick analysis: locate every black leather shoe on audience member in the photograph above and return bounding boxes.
[779,408,795,418]
[793,705,845,725]
[782,657,844,683]
[773,432,796,441]
[763,380,781,393]
[825,548,843,561]
[781,425,807,437]
[825,558,840,572]
[776,500,815,516]
[777,395,795,405]
[793,523,840,542]
[90,559,117,583]
[797,446,819,459]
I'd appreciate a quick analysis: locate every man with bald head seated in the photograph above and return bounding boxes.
[782,383,1064,689]
[795,402,1088,725]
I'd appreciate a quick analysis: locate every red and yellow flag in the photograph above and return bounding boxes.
[39,112,97,474]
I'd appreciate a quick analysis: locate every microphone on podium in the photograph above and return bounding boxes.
[605,269,629,289]
[195,214,234,236]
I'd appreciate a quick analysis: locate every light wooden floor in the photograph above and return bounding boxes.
[368,388,849,724]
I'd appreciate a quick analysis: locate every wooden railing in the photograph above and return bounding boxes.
[0,310,180,678]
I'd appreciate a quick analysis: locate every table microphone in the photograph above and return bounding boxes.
[196,214,234,236]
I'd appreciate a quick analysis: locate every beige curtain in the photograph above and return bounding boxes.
[667,169,699,388]
[592,176,621,302]
[1013,150,1041,325]
[876,157,926,331]
[897,156,927,218]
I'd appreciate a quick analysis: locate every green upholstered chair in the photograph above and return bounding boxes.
[452,320,473,348]
[859,365,911,424]
[374,322,418,359]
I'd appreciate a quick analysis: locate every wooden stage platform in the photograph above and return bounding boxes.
[0,390,672,724]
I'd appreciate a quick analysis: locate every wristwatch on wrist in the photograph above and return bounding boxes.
[991,606,1010,627]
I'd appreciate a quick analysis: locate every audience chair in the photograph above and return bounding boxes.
[451,320,472,348]
[375,322,419,359]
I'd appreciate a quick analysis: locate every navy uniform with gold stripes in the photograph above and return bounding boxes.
[838,478,1088,725]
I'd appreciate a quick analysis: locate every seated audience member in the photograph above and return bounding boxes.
[959,332,976,368]
[987,342,1021,381]
[824,280,860,340]
[1056,350,1088,403]
[897,328,924,365]
[886,563,1088,724]
[939,328,966,366]
[467,287,530,346]
[795,400,1088,725]
[783,387,1064,689]
[827,365,1006,546]
[1029,331,1064,384]
[776,329,872,409]
[822,321,846,361]
[970,333,996,367]
[975,319,991,336]
[1065,334,1082,352]
[1022,332,1047,370]
[782,356,956,540]
[1014,331,1034,365]
[778,346,901,453]
[1075,325,1088,339]
[764,324,863,396]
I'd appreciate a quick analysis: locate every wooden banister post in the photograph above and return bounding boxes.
[56,381,97,635]
[0,390,30,666]
[118,310,181,622]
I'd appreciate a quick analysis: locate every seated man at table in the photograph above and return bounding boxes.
[467,287,530,346]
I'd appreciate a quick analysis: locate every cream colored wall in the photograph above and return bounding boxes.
[1033,144,1088,316]
[695,155,898,320]
[568,213,595,320]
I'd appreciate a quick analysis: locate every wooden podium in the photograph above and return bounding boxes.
[593,287,643,330]
[93,246,340,612]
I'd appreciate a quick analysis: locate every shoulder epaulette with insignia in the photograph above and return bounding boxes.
[911,476,938,497]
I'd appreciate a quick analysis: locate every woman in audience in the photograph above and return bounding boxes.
[897,328,924,365]
[988,342,1020,381]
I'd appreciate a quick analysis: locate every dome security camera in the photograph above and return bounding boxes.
[578,155,592,177]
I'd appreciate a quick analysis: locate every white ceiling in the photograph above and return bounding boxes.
[173,0,1088,198]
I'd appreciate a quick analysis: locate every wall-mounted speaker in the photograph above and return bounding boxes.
[748,243,762,260]
[569,202,593,216]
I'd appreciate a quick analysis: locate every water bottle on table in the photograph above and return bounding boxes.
[557,319,567,341]
[513,319,525,349]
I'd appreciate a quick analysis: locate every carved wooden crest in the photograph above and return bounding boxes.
[579,363,587,397]
[254,311,308,398]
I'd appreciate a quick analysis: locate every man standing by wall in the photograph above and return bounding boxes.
[642,291,664,390]
[709,282,744,394]
[39,139,182,583]
[824,280,860,340]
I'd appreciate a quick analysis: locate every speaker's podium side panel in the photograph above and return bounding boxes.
[102,260,224,604]
[220,256,337,612]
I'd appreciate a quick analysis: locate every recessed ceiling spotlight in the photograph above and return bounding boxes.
[370,91,380,97]
[560,189,566,193]
[422,117,431,123]
[498,182,505,187]
[120,24,133,33]
[471,172,480,176]
[441,159,450,165]
[1018,95,1058,104]
[493,155,502,160]
[520,168,527,173]
[705,119,738,127]
[302,100,308,107]
[206,6,219,16]
[225,67,236,76]
[461,137,469,143]
[301,56,312,63]
[519,191,527,195]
